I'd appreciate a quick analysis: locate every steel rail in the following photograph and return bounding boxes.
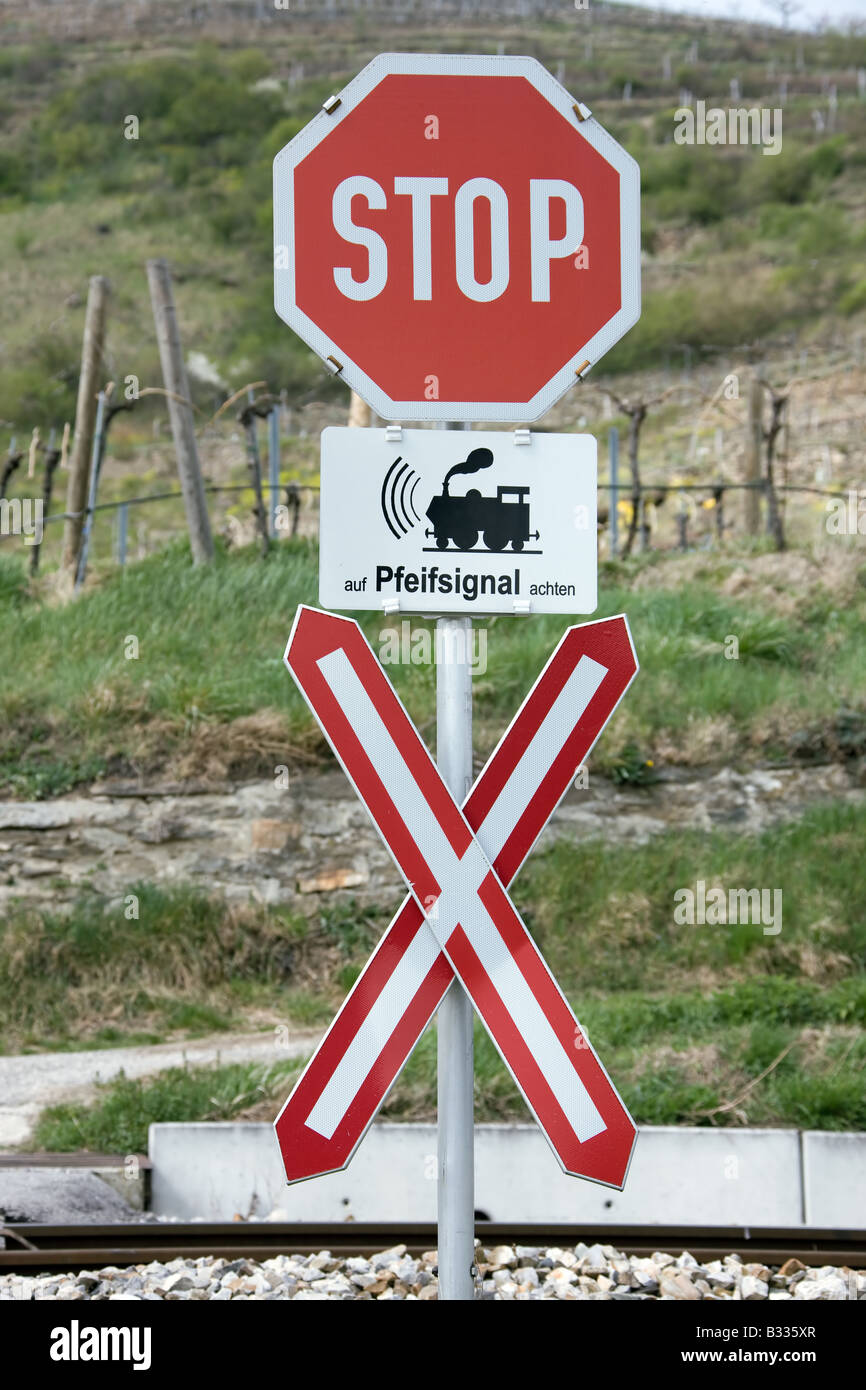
[0,1222,863,1274]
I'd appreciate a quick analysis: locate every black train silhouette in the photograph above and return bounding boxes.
[425,448,537,552]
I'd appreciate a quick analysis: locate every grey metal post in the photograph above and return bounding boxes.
[268,407,280,538]
[74,391,107,592]
[116,502,129,569]
[609,426,619,558]
[436,613,475,1302]
[745,371,764,535]
[677,498,688,552]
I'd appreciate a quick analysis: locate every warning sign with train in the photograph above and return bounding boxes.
[319,426,597,616]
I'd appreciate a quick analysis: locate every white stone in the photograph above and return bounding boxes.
[741,1276,769,1300]
[794,1277,848,1300]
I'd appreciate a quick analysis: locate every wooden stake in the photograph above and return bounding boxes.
[62,275,110,579]
[348,390,371,428]
[146,259,214,565]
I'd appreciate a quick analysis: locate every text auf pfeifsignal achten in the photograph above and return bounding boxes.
[361,564,575,603]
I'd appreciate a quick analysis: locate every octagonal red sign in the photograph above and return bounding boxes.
[274,54,640,422]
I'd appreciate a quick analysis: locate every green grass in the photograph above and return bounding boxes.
[33,1060,303,1155]
[3,538,866,796]
[0,881,311,1052]
[10,798,866,1135]
[517,799,866,997]
[0,539,321,795]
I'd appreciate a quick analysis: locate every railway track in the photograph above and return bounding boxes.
[1,1222,863,1274]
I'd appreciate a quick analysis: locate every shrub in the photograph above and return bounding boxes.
[0,151,28,199]
[169,76,281,148]
[758,202,803,240]
[839,279,866,316]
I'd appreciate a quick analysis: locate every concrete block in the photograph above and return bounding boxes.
[802,1131,866,1227]
[149,1122,805,1226]
[475,1125,802,1227]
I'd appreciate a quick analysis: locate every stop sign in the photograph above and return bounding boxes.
[273,54,640,422]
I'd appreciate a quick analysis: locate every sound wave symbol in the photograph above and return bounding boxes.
[381,456,422,540]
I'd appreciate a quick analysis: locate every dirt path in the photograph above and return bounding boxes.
[0,1027,322,1148]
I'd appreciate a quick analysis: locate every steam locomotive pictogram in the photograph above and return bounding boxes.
[423,448,540,553]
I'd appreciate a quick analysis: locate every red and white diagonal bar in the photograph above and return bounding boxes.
[278,607,638,1186]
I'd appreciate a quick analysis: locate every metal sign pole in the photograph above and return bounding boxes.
[74,390,107,593]
[435,613,475,1301]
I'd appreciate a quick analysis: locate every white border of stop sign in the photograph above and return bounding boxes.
[273,52,640,423]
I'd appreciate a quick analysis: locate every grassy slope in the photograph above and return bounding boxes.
[13,796,866,1145]
[0,8,865,435]
[2,536,866,796]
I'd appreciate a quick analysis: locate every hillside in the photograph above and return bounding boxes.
[0,0,863,582]
[1,0,864,428]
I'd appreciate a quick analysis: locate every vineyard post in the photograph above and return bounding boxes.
[146,258,214,565]
[62,275,110,583]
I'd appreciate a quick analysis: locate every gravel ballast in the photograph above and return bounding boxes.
[1,1243,862,1301]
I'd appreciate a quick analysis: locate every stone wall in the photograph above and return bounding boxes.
[0,762,862,916]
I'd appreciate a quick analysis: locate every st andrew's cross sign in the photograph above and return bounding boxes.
[275,607,639,1189]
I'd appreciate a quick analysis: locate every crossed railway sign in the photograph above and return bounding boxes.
[275,606,639,1189]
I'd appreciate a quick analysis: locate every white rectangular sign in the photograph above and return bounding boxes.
[319,427,597,615]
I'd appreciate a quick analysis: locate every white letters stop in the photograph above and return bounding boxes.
[332,175,583,303]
